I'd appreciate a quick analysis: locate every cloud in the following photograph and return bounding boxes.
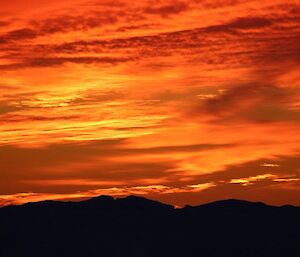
[0,10,126,46]
[228,174,278,186]
[197,154,300,185]
[0,181,215,207]
[1,0,300,208]
[31,13,119,34]
[159,154,300,206]
[124,143,234,155]
[1,9,298,71]
[0,56,133,70]
[0,28,37,44]
[192,81,300,123]
[0,20,10,27]
[0,113,81,123]
[205,17,273,32]
[144,1,189,17]
[0,140,233,196]
[18,12,297,69]
[0,103,21,115]
[0,84,19,91]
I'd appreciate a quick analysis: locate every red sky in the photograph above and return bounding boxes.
[0,0,300,207]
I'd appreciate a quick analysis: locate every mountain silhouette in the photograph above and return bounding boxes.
[0,196,299,257]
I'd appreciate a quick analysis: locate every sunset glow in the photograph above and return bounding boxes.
[1,0,300,207]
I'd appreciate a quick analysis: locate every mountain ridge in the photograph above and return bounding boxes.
[1,195,299,257]
[1,195,299,210]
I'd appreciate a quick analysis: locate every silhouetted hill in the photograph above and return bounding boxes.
[0,196,299,257]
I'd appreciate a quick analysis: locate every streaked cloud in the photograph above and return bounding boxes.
[0,0,299,207]
[261,163,280,168]
[229,174,277,186]
[0,182,215,207]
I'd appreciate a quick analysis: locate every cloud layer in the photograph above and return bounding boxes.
[0,0,300,206]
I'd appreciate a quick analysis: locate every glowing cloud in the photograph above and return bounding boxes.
[0,0,300,207]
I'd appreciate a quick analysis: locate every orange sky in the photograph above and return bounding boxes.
[0,0,300,207]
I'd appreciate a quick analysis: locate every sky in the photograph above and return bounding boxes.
[0,0,300,207]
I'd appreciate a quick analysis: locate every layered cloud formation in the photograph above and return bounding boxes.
[0,0,300,206]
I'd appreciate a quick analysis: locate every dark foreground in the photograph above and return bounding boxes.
[0,195,299,257]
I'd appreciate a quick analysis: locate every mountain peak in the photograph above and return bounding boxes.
[197,198,270,212]
[117,195,174,211]
[82,194,114,205]
[91,195,114,201]
[79,195,174,211]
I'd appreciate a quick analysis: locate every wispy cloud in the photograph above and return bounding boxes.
[0,0,300,206]
[0,182,215,207]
